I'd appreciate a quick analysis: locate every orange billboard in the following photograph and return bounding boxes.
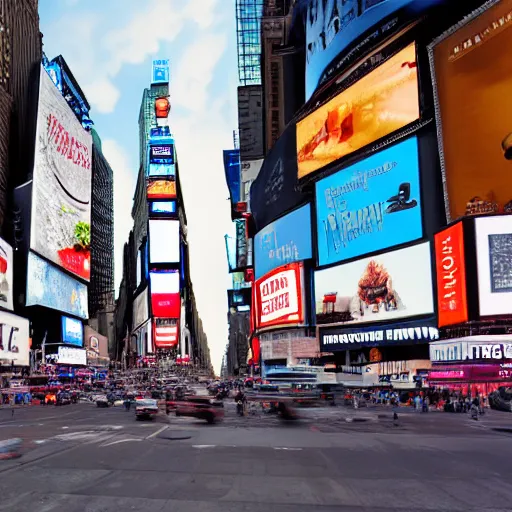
[147,179,176,199]
[434,222,468,328]
[430,0,512,220]
[296,43,419,179]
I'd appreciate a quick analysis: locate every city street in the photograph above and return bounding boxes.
[1,402,512,511]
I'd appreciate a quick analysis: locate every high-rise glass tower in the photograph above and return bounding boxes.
[236,0,264,85]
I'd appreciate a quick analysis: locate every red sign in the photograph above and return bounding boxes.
[154,321,179,348]
[151,293,180,318]
[434,222,468,327]
[254,262,304,330]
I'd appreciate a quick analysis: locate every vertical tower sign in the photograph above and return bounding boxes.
[152,59,170,84]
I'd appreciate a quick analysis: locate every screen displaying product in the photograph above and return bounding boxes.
[316,136,422,266]
[57,346,87,365]
[0,237,13,311]
[0,311,30,366]
[31,67,93,280]
[297,43,419,179]
[434,222,468,327]
[475,215,512,317]
[430,0,512,220]
[61,316,83,346]
[148,163,176,178]
[315,242,433,326]
[149,219,180,263]
[147,179,176,199]
[150,145,174,163]
[26,252,88,319]
[152,59,170,84]
[133,287,149,330]
[254,204,313,279]
[150,271,180,318]
[150,201,176,214]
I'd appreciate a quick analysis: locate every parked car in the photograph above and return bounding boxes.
[175,396,224,424]
[56,392,72,406]
[95,395,110,408]
[135,399,159,420]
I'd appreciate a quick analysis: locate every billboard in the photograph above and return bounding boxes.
[151,59,170,84]
[297,43,419,180]
[430,0,512,221]
[0,237,13,311]
[149,219,180,264]
[148,163,175,178]
[315,136,422,266]
[150,200,176,214]
[430,336,512,363]
[31,67,92,280]
[61,316,83,346]
[254,262,304,330]
[0,312,30,366]
[133,287,149,331]
[154,318,179,348]
[57,346,87,365]
[434,222,468,327]
[315,242,434,326]
[149,144,174,163]
[147,179,176,199]
[475,215,512,317]
[235,219,248,269]
[223,149,241,205]
[241,159,263,204]
[254,204,313,279]
[150,270,180,318]
[26,252,88,319]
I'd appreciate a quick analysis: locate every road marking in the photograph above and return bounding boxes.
[61,426,69,429]
[34,440,47,444]
[146,426,168,439]
[192,445,216,449]
[273,447,302,451]
[101,438,142,447]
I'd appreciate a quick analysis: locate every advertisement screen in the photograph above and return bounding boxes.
[297,43,419,180]
[57,346,87,365]
[235,219,248,269]
[151,59,170,84]
[147,179,176,199]
[148,163,175,178]
[26,252,88,319]
[254,262,304,330]
[316,136,422,266]
[154,318,179,348]
[475,215,512,317]
[0,311,30,366]
[133,287,149,330]
[149,219,180,263]
[0,237,13,311]
[224,149,241,205]
[150,145,174,163]
[434,222,468,327]
[315,242,434,326]
[150,271,180,318]
[61,316,83,346]
[149,126,172,143]
[430,0,512,220]
[254,204,313,279]
[150,201,176,214]
[31,67,93,280]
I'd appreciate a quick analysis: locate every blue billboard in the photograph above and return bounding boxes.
[305,0,444,99]
[150,200,176,214]
[223,149,241,205]
[61,316,84,346]
[254,204,313,279]
[152,59,170,84]
[315,136,422,267]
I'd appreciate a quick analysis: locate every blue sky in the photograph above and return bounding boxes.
[39,0,239,373]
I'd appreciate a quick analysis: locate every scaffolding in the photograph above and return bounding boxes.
[236,0,264,85]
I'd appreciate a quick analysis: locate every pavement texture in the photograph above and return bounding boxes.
[0,401,511,511]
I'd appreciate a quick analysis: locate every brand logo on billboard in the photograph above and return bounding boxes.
[430,340,512,362]
[151,146,172,157]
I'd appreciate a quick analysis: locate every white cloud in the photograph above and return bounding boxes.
[85,78,120,114]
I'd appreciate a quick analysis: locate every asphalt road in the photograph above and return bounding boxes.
[1,402,512,511]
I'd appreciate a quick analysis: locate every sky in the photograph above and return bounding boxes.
[39,0,239,374]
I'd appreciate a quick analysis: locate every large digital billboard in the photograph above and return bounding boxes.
[254,204,313,279]
[254,262,304,330]
[475,215,512,317]
[305,0,443,100]
[149,219,180,264]
[154,318,179,348]
[57,346,87,365]
[315,136,422,266]
[0,311,30,366]
[0,237,13,311]
[147,179,176,199]
[61,316,83,346]
[151,59,170,84]
[150,270,180,318]
[26,252,88,319]
[223,149,241,205]
[31,67,92,280]
[315,242,433,326]
[297,43,419,180]
[148,163,175,178]
[430,0,512,221]
[150,201,176,214]
[434,222,468,327]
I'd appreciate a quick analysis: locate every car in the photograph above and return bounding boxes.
[56,392,72,406]
[95,395,110,408]
[135,399,159,420]
[175,396,224,424]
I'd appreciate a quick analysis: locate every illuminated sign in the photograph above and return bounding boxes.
[149,219,180,264]
[147,179,176,199]
[151,59,170,84]
[57,346,87,365]
[150,201,176,214]
[61,316,83,346]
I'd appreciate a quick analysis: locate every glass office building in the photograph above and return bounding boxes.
[236,0,264,85]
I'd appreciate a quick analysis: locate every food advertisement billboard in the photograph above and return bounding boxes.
[434,222,468,327]
[316,136,422,266]
[0,311,30,366]
[0,237,13,311]
[254,204,313,279]
[297,43,419,180]
[254,262,304,330]
[26,252,88,319]
[150,271,180,318]
[430,0,512,220]
[133,287,149,330]
[31,67,92,280]
[147,180,176,199]
[61,316,83,346]
[149,219,180,264]
[315,242,434,326]
[475,215,512,317]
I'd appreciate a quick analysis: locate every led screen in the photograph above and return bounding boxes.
[149,219,180,264]
[148,163,175,178]
[315,242,433,326]
[26,252,88,319]
[430,0,512,220]
[61,316,84,346]
[150,145,174,163]
[150,201,176,214]
[150,271,180,318]
[475,215,512,317]
[223,149,241,205]
[152,59,170,84]
[315,136,422,266]
[147,179,176,199]
[0,236,13,310]
[254,204,313,279]
[297,43,419,179]
[31,67,92,280]
[0,311,30,366]
[57,346,87,365]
